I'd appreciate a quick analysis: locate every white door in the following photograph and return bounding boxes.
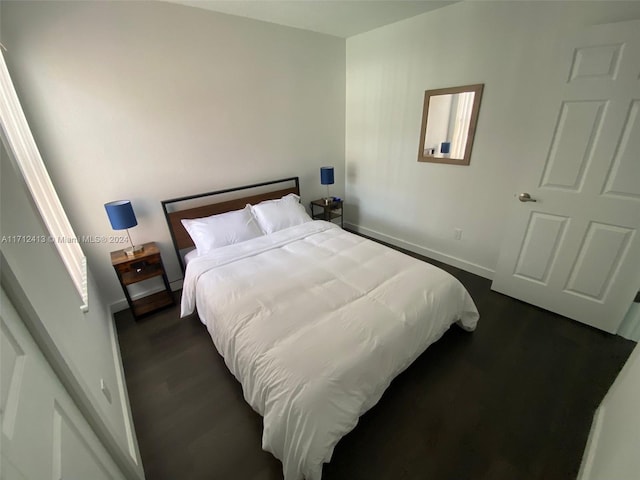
[0,288,126,480]
[492,20,640,333]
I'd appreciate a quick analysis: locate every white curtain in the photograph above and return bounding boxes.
[0,50,88,311]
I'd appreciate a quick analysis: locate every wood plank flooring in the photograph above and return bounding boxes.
[115,243,635,480]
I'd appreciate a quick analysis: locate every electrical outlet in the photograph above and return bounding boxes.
[454,228,463,241]
[100,379,112,405]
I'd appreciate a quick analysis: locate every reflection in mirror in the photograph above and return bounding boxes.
[418,84,483,166]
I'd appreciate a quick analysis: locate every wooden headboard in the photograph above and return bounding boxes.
[161,177,300,272]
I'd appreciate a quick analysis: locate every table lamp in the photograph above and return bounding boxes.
[104,200,143,256]
[320,166,334,205]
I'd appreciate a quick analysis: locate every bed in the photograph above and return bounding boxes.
[162,177,479,480]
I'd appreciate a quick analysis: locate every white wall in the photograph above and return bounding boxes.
[0,144,141,474]
[0,0,345,306]
[345,0,640,277]
[579,343,640,480]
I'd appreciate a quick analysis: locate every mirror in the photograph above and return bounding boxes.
[418,84,484,165]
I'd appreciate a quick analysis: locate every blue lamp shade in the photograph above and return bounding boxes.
[104,200,138,230]
[320,167,335,185]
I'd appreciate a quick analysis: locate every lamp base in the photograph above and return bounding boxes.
[323,197,334,205]
[124,245,144,257]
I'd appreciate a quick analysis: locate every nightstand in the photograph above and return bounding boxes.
[310,198,343,228]
[110,242,174,320]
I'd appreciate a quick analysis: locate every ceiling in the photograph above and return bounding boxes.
[164,0,456,38]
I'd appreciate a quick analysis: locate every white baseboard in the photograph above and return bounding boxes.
[577,406,605,480]
[344,222,495,280]
[107,310,142,466]
[109,279,183,314]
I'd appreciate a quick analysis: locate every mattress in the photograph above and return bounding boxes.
[181,220,479,480]
[183,248,199,265]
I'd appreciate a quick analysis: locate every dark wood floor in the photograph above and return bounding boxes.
[115,243,635,480]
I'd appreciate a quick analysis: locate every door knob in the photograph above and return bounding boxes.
[518,193,537,202]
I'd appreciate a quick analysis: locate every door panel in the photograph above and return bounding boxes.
[0,320,25,440]
[514,213,568,284]
[539,101,605,191]
[602,100,640,199]
[563,222,634,300]
[492,20,640,333]
[0,289,126,480]
[568,43,623,81]
[53,403,112,480]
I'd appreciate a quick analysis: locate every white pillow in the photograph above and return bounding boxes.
[181,204,263,255]
[251,193,312,234]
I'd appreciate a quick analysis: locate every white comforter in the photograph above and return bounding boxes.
[181,221,479,480]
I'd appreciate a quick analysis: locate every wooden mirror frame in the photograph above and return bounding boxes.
[417,83,484,166]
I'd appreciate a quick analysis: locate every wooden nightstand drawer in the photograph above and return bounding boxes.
[120,259,163,285]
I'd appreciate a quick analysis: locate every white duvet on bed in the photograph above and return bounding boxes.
[181,221,479,480]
